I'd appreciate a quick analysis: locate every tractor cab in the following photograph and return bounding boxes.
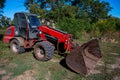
[14,12,40,39]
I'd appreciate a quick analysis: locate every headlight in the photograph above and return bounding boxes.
[39,31,42,34]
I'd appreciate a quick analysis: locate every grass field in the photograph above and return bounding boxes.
[0,29,120,80]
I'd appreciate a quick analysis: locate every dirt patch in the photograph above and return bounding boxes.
[90,60,104,74]
[45,71,51,80]
[12,70,36,80]
[101,37,118,43]
[50,58,60,62]
[111,64,120,69]
[33,64,39,69]
[0,70,11,80]
[97,60,104,66]
[1,75,10,80]
[90,69,101,74]
[115,58,120,65]
[8,63,18,68]
[63,72,76,80]
[110,53,120,56]
[0,58,9,66]
[0,57,13,66]
[8,72,13,76]
[108,58,120,69]
[48,65,58,71]
[113,76,120,80]
[0,70,6,75]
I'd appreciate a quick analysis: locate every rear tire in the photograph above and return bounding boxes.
[34,41,54,61]
[10,39,25,54]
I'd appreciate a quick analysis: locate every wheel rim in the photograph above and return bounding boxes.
[35,47,45,59]
[11,43,18,53]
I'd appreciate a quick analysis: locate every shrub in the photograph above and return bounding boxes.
[57,17,92,38]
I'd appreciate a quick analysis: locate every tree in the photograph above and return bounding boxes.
[0,0,6,27]
[0,0,6,14]
[24,0,34,10]
[0,16,11,27]
[90,0,112,22]
[24,0,111,23]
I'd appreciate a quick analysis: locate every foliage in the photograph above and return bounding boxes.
[23,0,116,39]
[0,0,6,15]
[57,17,91,38]
[92,17,120,37]
[0,16,11,27]
[0,0,7,28]
[29,4,47,18]
[24,0,111,22]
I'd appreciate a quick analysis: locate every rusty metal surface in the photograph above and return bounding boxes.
[66,39,102,76]
[81,39,102,58]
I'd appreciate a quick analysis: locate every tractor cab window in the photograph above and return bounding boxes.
[19,13,27,28]
[14,13,27,28]
[28,15,40,28]
[14,14,19,27]
[14,13,27,38]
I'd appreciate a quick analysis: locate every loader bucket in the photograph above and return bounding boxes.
[66,39,102,76]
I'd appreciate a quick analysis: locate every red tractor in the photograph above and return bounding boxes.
[3,12,102,76]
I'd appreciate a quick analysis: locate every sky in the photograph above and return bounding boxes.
[3,0,120,20]
[3,0,27,19]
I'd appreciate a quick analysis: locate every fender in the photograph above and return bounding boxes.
[3,26,15,43]
[9,37,24,47]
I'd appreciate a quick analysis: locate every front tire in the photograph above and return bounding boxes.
[34,41,54,61]
[10,39,25,54]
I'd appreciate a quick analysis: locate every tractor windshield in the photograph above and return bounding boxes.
[28,15,40,28]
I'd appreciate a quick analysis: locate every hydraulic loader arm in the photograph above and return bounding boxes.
[38,25,73,51]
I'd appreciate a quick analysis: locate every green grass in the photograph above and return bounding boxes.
[0,29,120,80]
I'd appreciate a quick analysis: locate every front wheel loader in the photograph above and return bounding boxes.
[3,12,102,76]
